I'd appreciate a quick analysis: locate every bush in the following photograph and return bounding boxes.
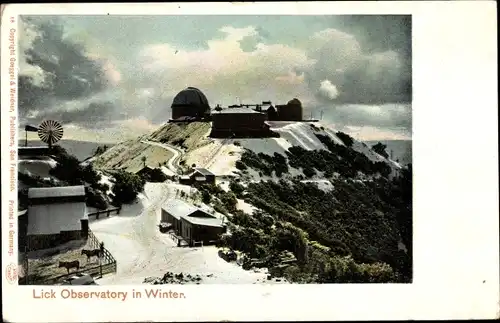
[372,142,389,159]
[86,188,108,209]
[303,167,316,178]
[229,181,245,196]
[235,160,247,171]
[335,131,354,147]
[201,190,212,204]
[149,168,168,182]
[112,170,145,204]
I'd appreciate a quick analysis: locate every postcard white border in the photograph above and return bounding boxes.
[2,2,499,322]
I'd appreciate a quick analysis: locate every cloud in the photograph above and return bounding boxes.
[318,80,339,100]
[137,25,315,106]
[18,17,411,140]
[18,16,113,124]
[303,28,410,105]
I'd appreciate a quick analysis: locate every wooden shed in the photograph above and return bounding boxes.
[161,199,226,247]
[26,186,88,251]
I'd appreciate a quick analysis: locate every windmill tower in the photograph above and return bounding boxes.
[37,120,64,150]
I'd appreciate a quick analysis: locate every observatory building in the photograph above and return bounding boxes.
[210,107,273,138]
[170,87,211,121]
[275,98,303,121]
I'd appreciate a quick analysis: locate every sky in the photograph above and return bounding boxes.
[18,15,411,142]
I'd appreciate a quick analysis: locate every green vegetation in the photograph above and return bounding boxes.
[17,147,110,210]
[111,170,146,205]
[220,171,412,283]
[238,150,289,177]
[139,168,168,183]
[218,134,411,283]
[372,142,389,158]
[335,131,354,147]
[49,146,109,209]
[196,184,238,215]
[236,134,392,179]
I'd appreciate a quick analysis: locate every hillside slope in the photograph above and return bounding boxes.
[93,136,174,173]
[88,120,412,283]
[180,121,402,179]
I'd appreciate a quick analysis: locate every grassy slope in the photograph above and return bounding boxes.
[148,122,212,152]
[93,137,173,173]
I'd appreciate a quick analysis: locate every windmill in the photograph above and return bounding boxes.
[37,120,64,149]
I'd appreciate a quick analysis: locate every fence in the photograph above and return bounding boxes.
[87,206,121,220]
[22,229,117,285]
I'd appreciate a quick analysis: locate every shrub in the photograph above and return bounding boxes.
[335,131,354,147]
[86,188,108,209]
[235,160,247,171]
[372,142,389,158]
[149,168,168,182]
[201,190,212,204]
[111,170,145,204]
[229,181,245,196]
[303,167,316,178]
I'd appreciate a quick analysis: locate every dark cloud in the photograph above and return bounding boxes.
[329,15,412,104]
[18,16,111,126]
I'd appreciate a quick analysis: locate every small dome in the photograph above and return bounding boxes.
[172,87,210,109]
[171,87,210,120]
[287,98,302,106]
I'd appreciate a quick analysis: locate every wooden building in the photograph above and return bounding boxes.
[275,98,303,121]
[178,168,216,186]
[161,199,226,246]
[26,186,88,251]
[210,107,273,138]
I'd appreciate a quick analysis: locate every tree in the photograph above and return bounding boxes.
[202,190,212,204]
[335,132,354,147]
[141,156,147,168]
[93,145,109,156]
[112,170,145,204]
[371,142,389,159]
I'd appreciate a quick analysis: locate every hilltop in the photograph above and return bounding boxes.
[89,120,412,283]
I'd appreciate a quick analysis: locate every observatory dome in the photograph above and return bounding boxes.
[171,87,210,120]
[287,98,302,106]
[276,98,303,121]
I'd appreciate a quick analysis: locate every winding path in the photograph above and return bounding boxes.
[140,140,183,174]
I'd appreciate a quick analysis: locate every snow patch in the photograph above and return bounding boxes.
[236,199,257,214]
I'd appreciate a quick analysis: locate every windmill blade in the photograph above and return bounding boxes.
[25,124,39,132]
[38,120,64,146]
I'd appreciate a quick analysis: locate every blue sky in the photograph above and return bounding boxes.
[18,15,411,142]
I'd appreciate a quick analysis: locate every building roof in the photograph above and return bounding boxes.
[171,87,210,111]
[162,199,199,220]
[212,107,264,115]
[162,199,224,228]
[194,168,214,176]
[28,185,86,199]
